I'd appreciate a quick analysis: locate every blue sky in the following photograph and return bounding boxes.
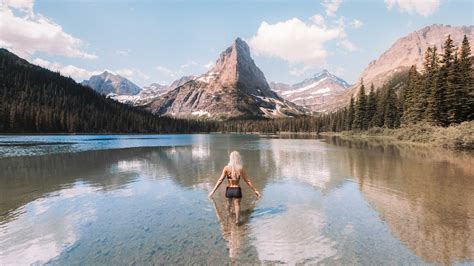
[1,0,473,86]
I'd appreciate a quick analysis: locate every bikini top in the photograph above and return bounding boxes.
[226,170,240,186]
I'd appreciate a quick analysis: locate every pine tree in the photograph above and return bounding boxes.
[366,84,377,128]
[446,52,463,124]
[403,65,420,124]
[372,89,386,127]
[345,97,355,130]
[352,82,367,130]
[459,35,473,120]
[436,35,455,126]
[413,47,433,123]
[384,86,399,128]
[426,46,441,123]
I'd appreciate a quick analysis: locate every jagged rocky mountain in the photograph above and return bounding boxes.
[168,75,196,90]
[317,24,474,113]
[271,70,350,112]
[109,83,163,106]
[141,83,169,97]
[109,76,198,106]
[81,71,141,95]
[146,38,305,119]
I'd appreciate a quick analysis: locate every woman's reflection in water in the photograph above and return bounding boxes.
[210,197,256,260]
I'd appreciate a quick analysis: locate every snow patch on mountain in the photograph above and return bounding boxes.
[271,69,351,112]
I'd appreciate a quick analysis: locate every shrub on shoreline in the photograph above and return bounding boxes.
[338,121,474,150]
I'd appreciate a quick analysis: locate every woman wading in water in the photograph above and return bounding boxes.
[208,151,261,223]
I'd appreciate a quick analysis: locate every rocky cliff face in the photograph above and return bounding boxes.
[146,38,305,119]
[272,70,350,112]
[168,75,196,91]
[140,83,169,97]
[358,24,474,90]
[317,24,474,113]
[81,71,141,95]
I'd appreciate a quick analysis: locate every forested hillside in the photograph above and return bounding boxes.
[344,34,473,130]
[0,49,211,133]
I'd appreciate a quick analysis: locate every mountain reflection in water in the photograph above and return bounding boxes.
[0,134,472,264]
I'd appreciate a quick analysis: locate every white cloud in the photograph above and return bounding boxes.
[289,65,315,76]
[33,58,150,82]
[3,0,34,12]
[179,60,198,69]
[248,18,343,69]
[0,0,96,59]
[349,19,363,29]
[155,65,177,77]
[32,58,100,81]
[323,0,342,17]
[385,0,441,16]
[337,39,358,52]
[111,68,150,81]
[115,68,134,79]
[156,60,214,79]
[136,70,150,81]
[249,11,360,77]
[310,14,325,27]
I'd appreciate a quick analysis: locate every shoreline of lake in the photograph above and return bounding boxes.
[2,121,473,151]
[318,122,474,151]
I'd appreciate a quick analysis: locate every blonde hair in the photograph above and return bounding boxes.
[227,151,243,179]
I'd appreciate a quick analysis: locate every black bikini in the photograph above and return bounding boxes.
[225,174,242,198]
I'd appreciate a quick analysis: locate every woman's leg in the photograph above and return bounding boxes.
[233,198,241,223]
[226,198,232,213]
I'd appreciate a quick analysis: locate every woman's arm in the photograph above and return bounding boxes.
[208,167,227,198]
[241,170,261,199]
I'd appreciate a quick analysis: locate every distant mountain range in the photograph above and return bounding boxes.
[81,71,141,96]
[80,24,472,116]
[270,70,351,112]
[145,38,306,119]
[109,75,198,106]
[3,23,471,126]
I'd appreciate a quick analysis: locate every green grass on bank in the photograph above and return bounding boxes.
[324,121,474,150]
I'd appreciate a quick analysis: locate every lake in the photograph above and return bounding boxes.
[0,134,473,265]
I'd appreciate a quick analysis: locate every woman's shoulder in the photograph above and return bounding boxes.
[223,165,230,172]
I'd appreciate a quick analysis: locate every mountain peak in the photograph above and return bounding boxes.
[308,69,351,88]
[320,69,330,75]
[147,38,305,119]
[82,71,141,96]
[101,70,113,76]
[234,37,246,45]
[206,38,274,97]
[214,37,251,69]
[273,70,350,111]
[233,37,249,52]
[313,69,331,79]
